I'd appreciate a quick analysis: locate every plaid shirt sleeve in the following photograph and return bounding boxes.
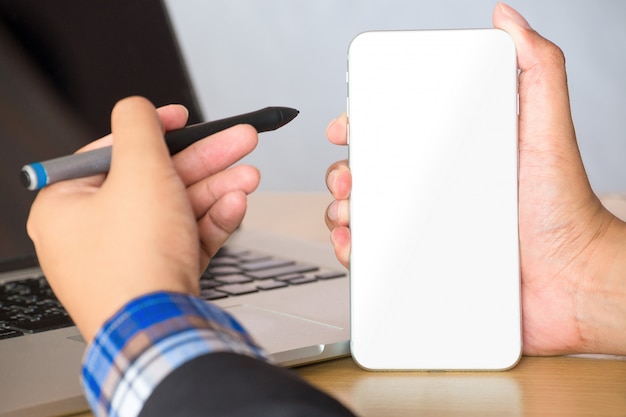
[81,291,268,417]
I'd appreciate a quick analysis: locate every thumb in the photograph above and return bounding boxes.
[493,2,589,187]
[108,96,173,184]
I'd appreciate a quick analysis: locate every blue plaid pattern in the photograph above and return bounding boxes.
[81,292,267,417]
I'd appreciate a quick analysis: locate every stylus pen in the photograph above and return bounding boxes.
[21,106,299,190]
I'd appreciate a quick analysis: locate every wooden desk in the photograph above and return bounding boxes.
[73,192,626,417]
[297,355,626,417]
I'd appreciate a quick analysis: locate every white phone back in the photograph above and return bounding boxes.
[347,29,521,370]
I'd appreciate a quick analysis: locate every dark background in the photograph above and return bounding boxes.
[0,0,203,270]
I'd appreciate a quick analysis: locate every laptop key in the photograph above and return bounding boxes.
[288,275,318,285]
[256,280,288,291]
[214,274,253,285]
[206,256,239,267]
[246,264,319,280]
[215,283,258,296]
[199,279,222,289]
[205,266,243,276]
[275,273,305,282]
[316,271,347,280]
[240,258,294,272]
[201,289,228,300]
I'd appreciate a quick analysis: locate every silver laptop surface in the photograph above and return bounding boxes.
[0,2,349,416]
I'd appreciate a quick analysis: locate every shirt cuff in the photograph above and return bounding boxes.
[81,291,267,417]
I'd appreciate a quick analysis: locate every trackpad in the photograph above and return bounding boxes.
[225,304,344,355]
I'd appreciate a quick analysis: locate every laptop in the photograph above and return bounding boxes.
[0,2,349,416]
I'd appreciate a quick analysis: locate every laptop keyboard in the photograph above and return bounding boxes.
[0,276,71,339]
[199,247,345,299]
[0,247,346,340]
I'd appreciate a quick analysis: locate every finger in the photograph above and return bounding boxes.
[326,113,349,146]
[197,191,248,261]
[493,4,581,169]
[77,103,189,153]
[325,199,350,230]
[76,135,113,153]
[173,124,259,186]
[109,97,172,182]
[326,160,351,200]
[158,103,190,131]
[330,227,351,269]
[493,2,597,224]
[187,164,260,218]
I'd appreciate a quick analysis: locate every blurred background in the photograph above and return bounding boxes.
[164,0,626,193]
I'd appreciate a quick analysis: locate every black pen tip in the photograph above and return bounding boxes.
[277,107,299,124]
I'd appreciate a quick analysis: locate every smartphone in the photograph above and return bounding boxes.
[347,29,521,370]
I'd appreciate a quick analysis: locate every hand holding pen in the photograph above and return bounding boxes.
[21,106,299,190]
[26,97,281,342]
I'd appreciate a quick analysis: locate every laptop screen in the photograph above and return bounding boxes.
[0,0,203,271]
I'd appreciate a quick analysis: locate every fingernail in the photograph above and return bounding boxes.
[181,105,190,119]
[326,117,338,137]
[499,2,532,29]
[327,200,339,222]
[327,169,339,191]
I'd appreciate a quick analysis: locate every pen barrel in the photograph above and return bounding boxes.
[164,107,288,154]
[42,147,112,184]
[165,119,239,154]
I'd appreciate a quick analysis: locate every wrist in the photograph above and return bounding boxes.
[82,291,267,416]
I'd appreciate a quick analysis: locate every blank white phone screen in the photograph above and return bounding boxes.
[347,29,521,370]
